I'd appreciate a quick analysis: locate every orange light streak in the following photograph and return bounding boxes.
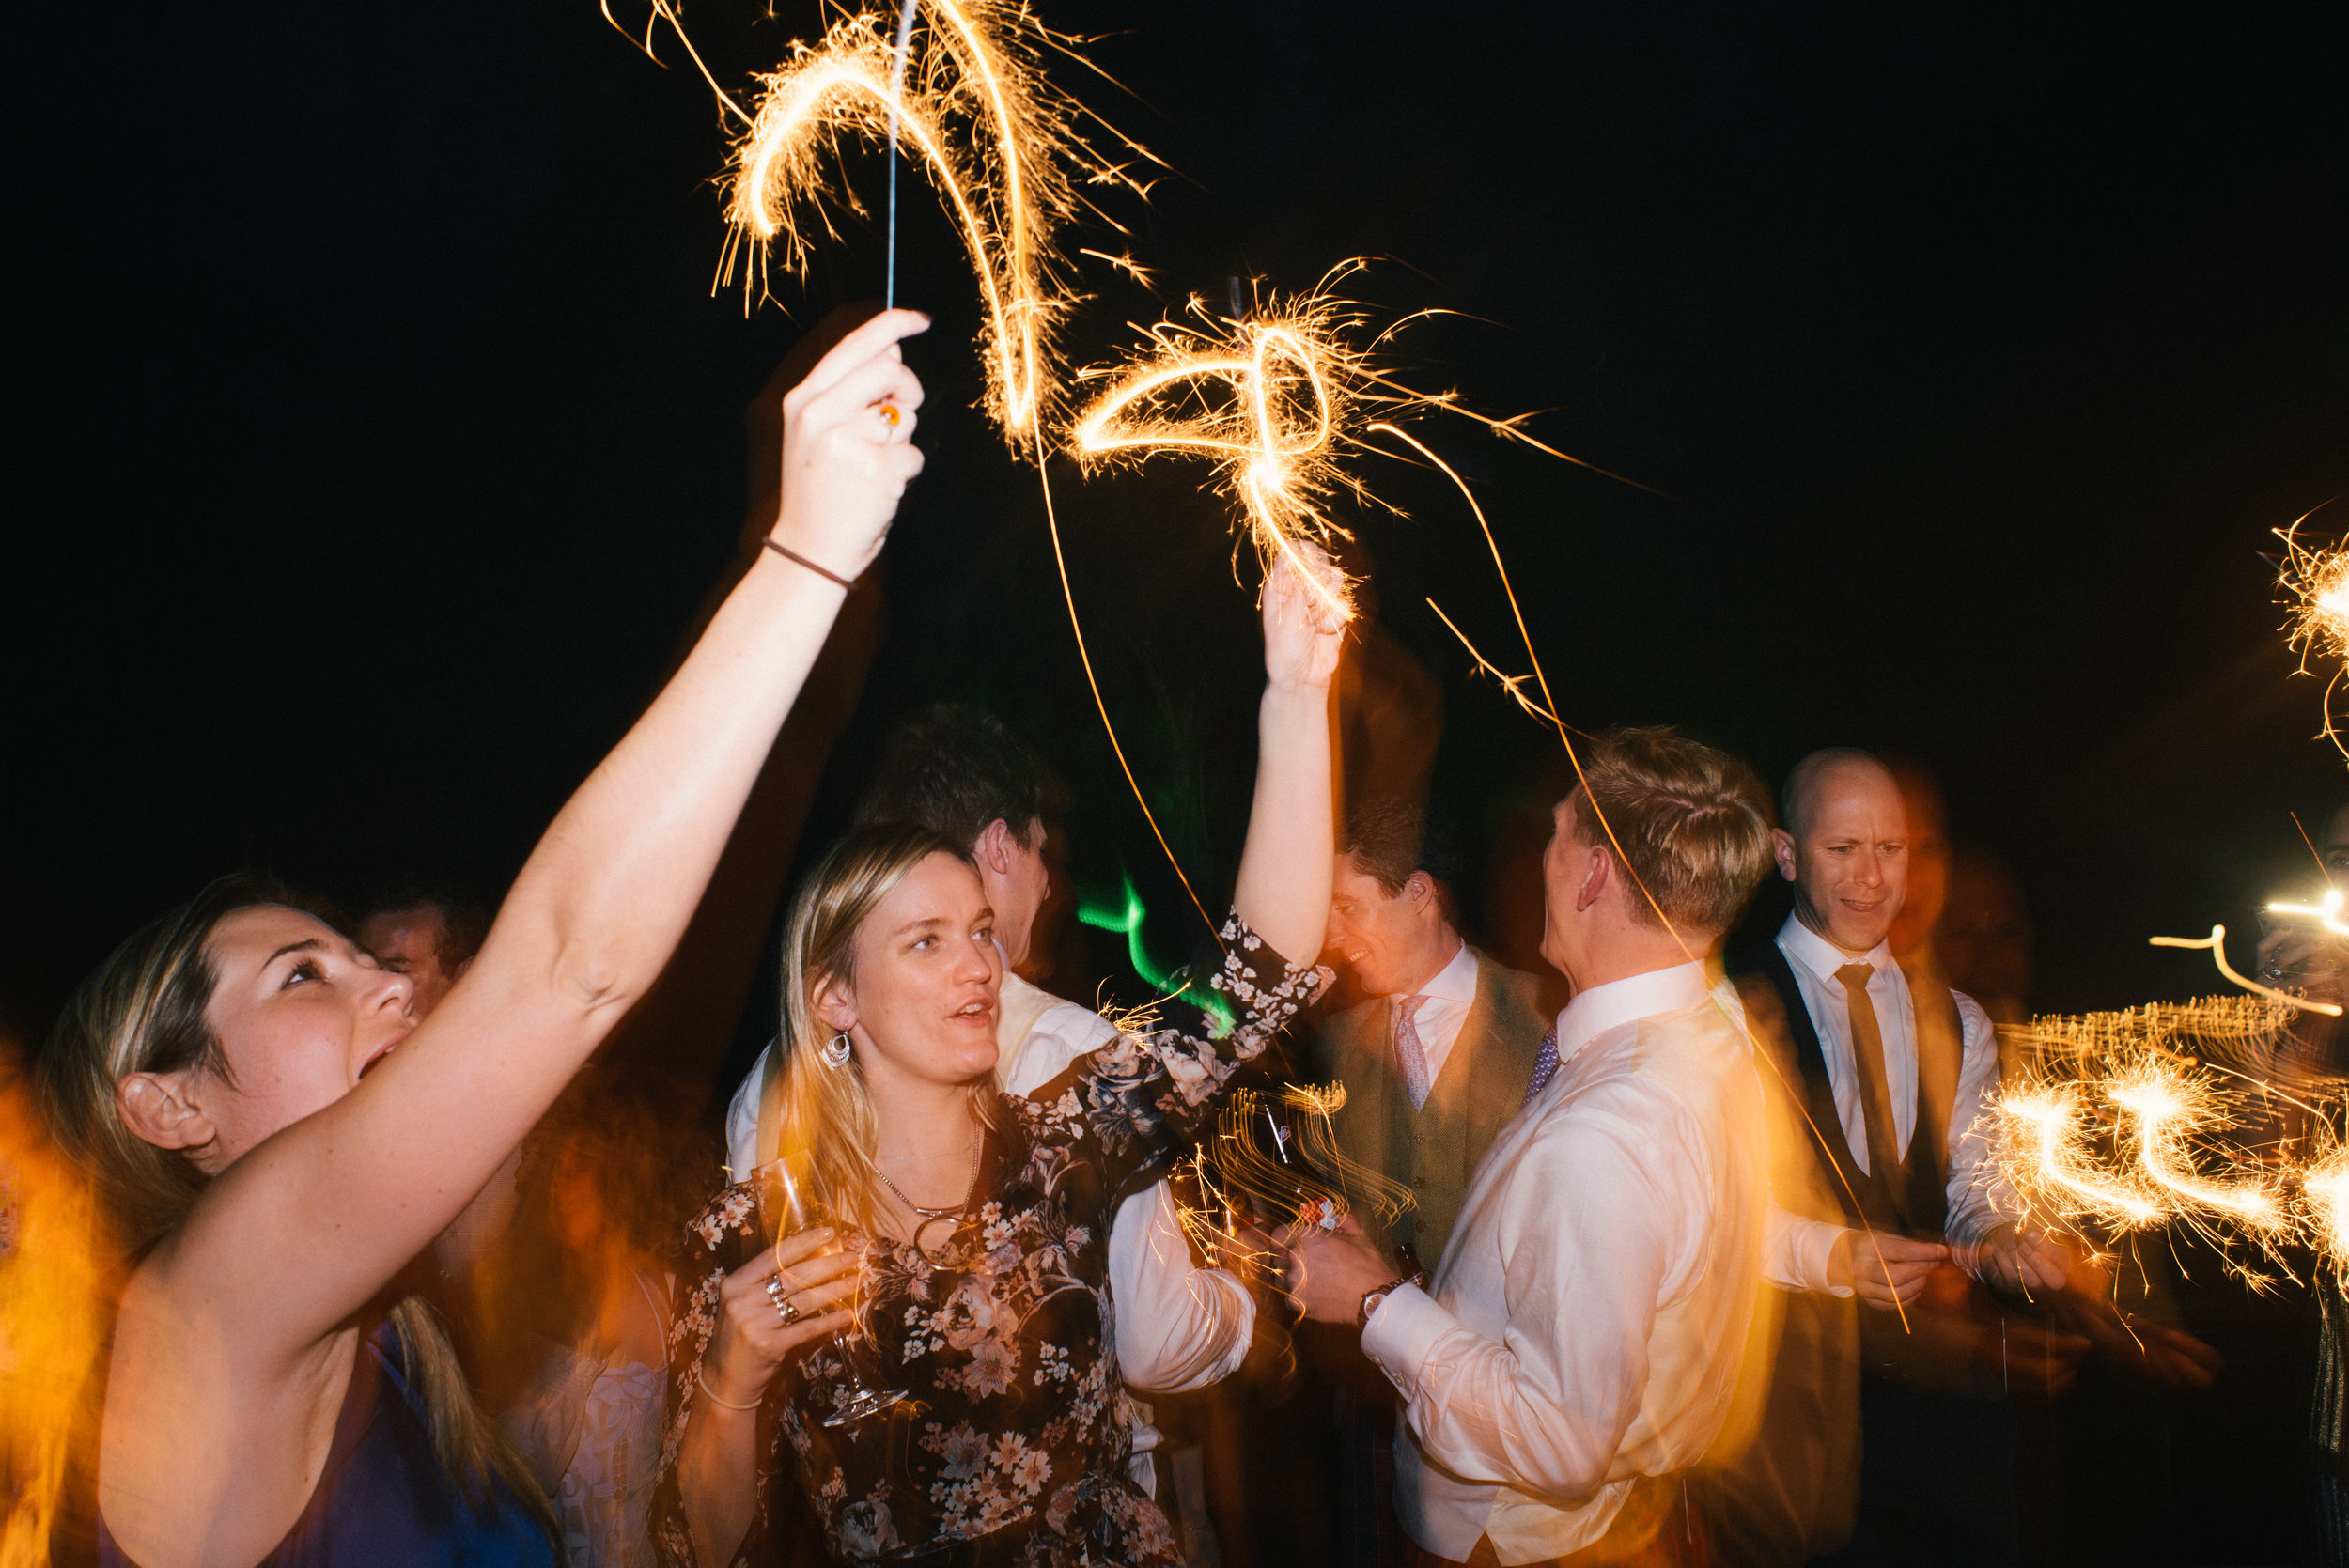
[715,0,1143,439]
[2107,1066,2286,1228]
[2150,924,2341,1016]
[1071,297,1360,623]
[2001,1088,2166,1229]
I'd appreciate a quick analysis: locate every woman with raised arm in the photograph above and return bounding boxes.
[37,309,933,1568]
[653,547,1346,1568]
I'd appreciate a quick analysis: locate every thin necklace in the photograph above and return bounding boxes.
[876,1132,980,1219]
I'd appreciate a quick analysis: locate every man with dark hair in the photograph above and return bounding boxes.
[1315,796,1546,1281]
[1288,726,1778,1566]
[721,704,1257,1499]
[1313,796,1548,1568]
[356,888,490,1020]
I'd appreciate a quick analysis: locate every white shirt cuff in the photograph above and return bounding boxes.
[1768,1213,1855,1296]
[1359,1281,1449,1400]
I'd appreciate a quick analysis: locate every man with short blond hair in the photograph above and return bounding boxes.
[1289,726,1776,1566]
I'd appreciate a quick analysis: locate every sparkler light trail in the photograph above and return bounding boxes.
[1992,994,2347,1283]
[2304,1148,2349,1273]
[2149,924,2341,1016]
[716,0,1146,438]
[2001,1088,2166,1229]
[1071,290,1366,624]
[2272,506,2349,764]
[2108,1065,2286,1228]
[1280,1083,1417,1231]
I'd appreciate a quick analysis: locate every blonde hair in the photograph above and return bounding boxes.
[771,827,996,1232]
[1564,726,1776,937]
[36,874,556,1543]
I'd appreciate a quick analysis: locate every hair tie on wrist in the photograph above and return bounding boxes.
[763,536,857,591]
[695,1365,765,1412]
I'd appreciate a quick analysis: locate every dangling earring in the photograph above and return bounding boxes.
[821,1031,853,1068]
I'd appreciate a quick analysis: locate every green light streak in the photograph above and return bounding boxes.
[1077,872,1235,1033]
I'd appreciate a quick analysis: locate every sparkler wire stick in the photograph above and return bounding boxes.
[2150,924,2341,1016]
[884,0,919,310]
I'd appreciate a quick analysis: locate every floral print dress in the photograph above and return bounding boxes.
[652,917,1316,1567]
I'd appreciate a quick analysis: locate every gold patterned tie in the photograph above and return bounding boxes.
[1834,961,1909,1221]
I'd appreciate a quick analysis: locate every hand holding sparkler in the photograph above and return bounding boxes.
[767,309,931,588]
[1276,1212,1405,1327]
[1260,539,1349,695]
[1836,1229,1948,1311]
[1966,1221,2075,1296]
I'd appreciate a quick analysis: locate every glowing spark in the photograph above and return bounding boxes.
[718,0,1141,438]
[2304,1149,2349,1273]
[1990,995,2349,1286]
[2266,885,2349,939]
[1071,291,1362,622]
[1076,247,1155,288]
[2149,924,2341,1016]
[2001,1088,2166,1228]
[2272,507,2349,763]
[2108,1066,2285,1227]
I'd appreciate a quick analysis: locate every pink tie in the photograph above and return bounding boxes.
[1394,994,1434,1110]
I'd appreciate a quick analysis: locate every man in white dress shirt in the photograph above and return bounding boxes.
[721,706,1255,1499]
[1722,748,2070,1567]
[1285,726,1778,1566]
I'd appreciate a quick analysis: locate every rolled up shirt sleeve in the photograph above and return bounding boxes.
[1360,1096,1697,1503]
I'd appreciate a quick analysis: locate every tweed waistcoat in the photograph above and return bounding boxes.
[1308,947,1548,1265]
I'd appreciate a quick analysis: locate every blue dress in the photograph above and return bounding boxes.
[98,1318,556,1568]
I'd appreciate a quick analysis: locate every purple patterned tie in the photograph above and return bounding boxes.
[1521,1024,1561,1110]
[1394,994,1434,1110]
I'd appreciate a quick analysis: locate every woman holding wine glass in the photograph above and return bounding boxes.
[656,548,1346,1567]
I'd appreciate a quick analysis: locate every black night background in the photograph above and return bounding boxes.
[6,5,2347,1554]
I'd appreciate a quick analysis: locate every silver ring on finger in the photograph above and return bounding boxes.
[776,1294,804,1327]
[764,1272,786,1308]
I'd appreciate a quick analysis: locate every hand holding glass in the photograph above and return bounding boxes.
[754,1151,907,1427]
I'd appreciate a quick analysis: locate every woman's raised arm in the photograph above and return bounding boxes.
[1230,545,1345,966]
[163,311,930,1358]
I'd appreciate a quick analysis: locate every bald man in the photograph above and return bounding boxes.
[1706,750,2068,1568]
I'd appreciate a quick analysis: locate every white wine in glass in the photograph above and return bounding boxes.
[753,1151,908,1428]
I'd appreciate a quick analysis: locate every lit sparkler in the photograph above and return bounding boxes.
[2149,924,2341,1016]
[723,0,1066,434]
[654,0,1150,439]
[2000,1087,2165,1229]
[2107,1065,2286,1229]
[1070,289,1367,623]
[1991,995,2345,1283]
[2302,1148,2349,1273]
[2272,506,2349,764]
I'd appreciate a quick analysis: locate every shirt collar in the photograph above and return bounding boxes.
[1550,959,1711,1069]
[1776,911,1890,983]
[1414,939,1478,1005]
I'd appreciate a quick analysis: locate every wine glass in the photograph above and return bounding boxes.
[753,1150,909,1428]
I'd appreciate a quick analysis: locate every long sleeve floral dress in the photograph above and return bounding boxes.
[651,916,1317,1567]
